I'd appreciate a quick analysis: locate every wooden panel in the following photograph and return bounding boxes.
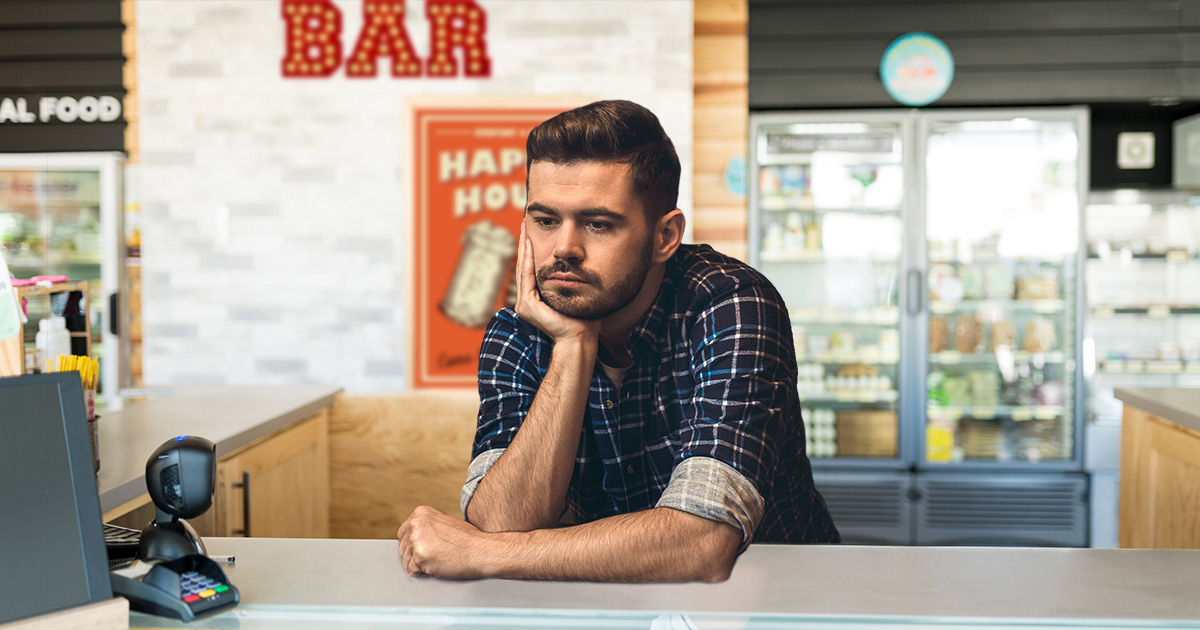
[327,392,478,539]
[754,33,1196,72]
[749,1,1184,37]
[1120,404,1200,549]
[695,172,745,207]
[695,0,747,24]
[216,411,330,538]
[695,138,747,172]
[1147,419,1200,548]
[694,104,748,138]
[0,0,120,27]
[704,240,748,263]
[1119,405,1150,548]
[0,60,123,89]
[694,0,748,258]
[0,28,123,58]
[695,35,747,72]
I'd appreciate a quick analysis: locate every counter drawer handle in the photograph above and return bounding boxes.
[231,470,251,537]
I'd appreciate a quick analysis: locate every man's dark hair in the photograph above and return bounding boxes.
[526,100,680,222]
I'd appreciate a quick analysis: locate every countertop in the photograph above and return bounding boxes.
[96,385,342,513]
[1113,388,1200,436]
[128,538,1200,627]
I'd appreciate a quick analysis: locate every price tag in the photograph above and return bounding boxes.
[1033,301,1061,314]
[930,302,954,314]
[1011,407,1034,421]
[1101,360,1125,373]
[973,407,996,420]
[1166,250,1187,263]
[856,392,880,403]
[1034,407,1059,420]
[1147,305,1170,318]
[1093,307,1115,318]
[936,351,962,364]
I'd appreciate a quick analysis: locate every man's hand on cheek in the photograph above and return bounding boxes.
[397,506,494,579]
[515,222,600,346]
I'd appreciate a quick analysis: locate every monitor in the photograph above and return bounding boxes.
[0,372,113,624]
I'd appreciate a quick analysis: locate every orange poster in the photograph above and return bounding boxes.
[412,105,568,388]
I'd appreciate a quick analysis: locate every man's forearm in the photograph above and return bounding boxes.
[478,508,741,583]
[467,337,597,532]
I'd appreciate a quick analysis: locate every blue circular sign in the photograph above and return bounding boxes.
[880,32,954,107]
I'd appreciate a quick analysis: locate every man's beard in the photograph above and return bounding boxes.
[535,241,653,320]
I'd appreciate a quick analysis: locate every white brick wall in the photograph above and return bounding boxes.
[132,0,693,390]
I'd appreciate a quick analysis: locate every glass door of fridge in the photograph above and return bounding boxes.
[919,111,1086,468]
[749,113,911,465]
[0,153,126,397]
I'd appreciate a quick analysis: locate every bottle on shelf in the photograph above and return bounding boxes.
[36,316,72,371]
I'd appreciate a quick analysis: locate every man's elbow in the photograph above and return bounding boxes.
[693,524,741,582]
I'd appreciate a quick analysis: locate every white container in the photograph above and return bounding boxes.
[36,316,72,370]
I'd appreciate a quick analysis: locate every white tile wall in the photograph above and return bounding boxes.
[132,0,693,390]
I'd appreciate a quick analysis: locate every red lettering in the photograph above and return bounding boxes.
[426,0,491,78]
[281,0,343,77]
[346,0,422,78]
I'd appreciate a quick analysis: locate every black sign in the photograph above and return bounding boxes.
[0,1,126,153]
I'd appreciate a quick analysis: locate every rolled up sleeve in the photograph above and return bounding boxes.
[460,447,506,519]
[656,456,765,549]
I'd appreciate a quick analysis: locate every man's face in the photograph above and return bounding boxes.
[525,160,655,320]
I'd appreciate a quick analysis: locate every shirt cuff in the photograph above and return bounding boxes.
[655,456,765,550]
[460,448,506,519]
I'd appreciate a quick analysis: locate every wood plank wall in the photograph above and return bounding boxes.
[693,0,750,262]
[750,0,1200,109]
[120,0,137,164]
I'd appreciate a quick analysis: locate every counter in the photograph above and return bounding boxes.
[1113,388,1200,436]
[1115,387,1200,549]
[96,385,341,515]
[129,538,1200,628]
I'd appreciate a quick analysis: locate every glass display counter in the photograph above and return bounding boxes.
[125,538,1200,630]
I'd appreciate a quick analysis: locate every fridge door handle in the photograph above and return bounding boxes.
[108,292,119,336]
[906,269,924,315]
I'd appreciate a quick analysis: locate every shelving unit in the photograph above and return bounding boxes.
[13,280,91,373]
[1085,190,1200,423]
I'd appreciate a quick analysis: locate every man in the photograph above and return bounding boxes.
[397,100,839,582]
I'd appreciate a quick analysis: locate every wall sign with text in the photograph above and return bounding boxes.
[411,105,567,388]
[281,0,491,78]
[880,32,954,107]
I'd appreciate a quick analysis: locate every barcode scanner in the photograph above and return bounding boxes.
[137,435,216,562]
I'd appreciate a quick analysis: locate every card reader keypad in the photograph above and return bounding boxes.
[180,570,229,603]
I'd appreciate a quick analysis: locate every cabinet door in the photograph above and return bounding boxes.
[216,411,330,538]
[1119,406,1200,548]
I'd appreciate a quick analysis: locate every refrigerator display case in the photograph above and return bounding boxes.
[0,152,128,398]
[749,113,910,466]
[1085,189,1200,423]
[750,109,1089,547]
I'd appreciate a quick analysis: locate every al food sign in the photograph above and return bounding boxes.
[282,0,491,78]
[410,103,569,388]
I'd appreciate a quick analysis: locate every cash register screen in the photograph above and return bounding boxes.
[0,373,113,624]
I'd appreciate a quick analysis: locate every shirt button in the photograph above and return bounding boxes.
[604,400,614,410]
[626,464,635,475]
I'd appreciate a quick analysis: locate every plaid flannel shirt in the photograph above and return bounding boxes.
[462,244,840,545]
